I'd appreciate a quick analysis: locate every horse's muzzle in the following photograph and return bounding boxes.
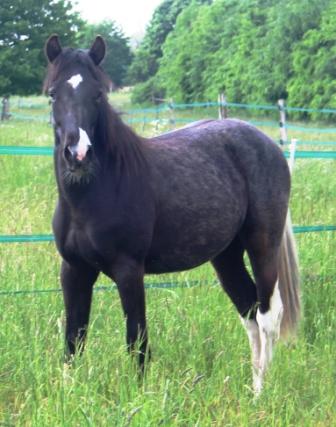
[64,143,92,169]
[63,127,93,167]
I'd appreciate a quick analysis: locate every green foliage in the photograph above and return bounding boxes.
[0,0,82,96]
[131,76,166,105]
[127,0,194,85]
[288,2,336,111]
[134,0,336,109]
[171,0,331,104]
[261,0,330,102]
[158,1,210,103]
[79,21,133,87]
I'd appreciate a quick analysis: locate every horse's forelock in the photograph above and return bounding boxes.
[43,48,111,93]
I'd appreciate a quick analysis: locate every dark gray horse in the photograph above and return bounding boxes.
[44,35,300,394]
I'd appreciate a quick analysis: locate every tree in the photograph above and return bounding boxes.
[129,0,211,103]
[288,1,336,112]
[155,0,332,105]
[158,1,210,102]
[127,0,201,85]
[79,21,133,88]
[0,0,82,95]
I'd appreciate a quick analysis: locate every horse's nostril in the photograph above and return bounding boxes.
[67,145,75,155]
[64,145,76,162]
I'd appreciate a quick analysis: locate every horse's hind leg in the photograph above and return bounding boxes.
[211,237,261,391]
[245,231,284,395]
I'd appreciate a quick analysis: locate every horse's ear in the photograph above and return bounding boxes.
[45,34,62,63]
[89,36,106,66]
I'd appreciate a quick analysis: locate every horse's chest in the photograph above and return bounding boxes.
[63,226,115,271]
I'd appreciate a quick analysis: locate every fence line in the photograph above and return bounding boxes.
[4,99,336,148]
[0,280,210,297]
[0,235,54,243]
[0,146,53,155]
[286,124,336,133]
[7,98,336,115]
[1,145,335,159]
[0,272,332,297]
[293,225,336,233]
[291,140,336,146]
[1,225,336,244]
[284,151,336,159]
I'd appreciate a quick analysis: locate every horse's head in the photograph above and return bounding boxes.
[44,35,109,183]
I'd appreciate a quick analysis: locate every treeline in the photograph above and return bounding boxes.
[3,0,336,112]
[0,0,132,95]
[130,0,336,111]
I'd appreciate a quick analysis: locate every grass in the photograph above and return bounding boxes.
[0,94,335,426]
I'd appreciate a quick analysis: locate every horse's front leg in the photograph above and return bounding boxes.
[61,260,99,360]
[111,256,149,371]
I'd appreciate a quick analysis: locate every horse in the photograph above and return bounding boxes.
[44,35,300,395]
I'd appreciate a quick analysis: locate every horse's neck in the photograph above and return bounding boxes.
[102,111,147,169]
[56,161,124,211]
[57,178,92,208]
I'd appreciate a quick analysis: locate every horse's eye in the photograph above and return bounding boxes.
[48,88,56,101]
[95,90,103,103]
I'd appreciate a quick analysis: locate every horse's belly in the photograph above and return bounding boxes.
[145,141,248,273]
[144,242,229,273]
[144,210,244,274]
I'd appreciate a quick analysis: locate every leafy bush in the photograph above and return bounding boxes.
[131,77,166,105]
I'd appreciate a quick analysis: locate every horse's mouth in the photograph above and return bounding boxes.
[68,163,85,173]
[63,161,96,185]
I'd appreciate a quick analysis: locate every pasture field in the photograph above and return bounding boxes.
[0,95,335,426]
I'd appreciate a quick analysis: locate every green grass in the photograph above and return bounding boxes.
[0,95,335,426]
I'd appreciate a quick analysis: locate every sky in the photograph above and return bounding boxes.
[73,0,163,38]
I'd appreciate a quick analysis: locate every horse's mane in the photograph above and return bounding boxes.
[44,48,147,178]
[95,99,147,178]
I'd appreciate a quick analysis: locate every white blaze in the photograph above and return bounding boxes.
[76,128,91,161]
[67,74,83,89]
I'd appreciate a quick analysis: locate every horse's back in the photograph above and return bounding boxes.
[147,118,289,200]
[150,118,284,160]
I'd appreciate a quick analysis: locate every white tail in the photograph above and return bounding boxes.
[278,212,301,338]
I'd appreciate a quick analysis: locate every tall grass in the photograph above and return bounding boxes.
[0,95,335,426]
